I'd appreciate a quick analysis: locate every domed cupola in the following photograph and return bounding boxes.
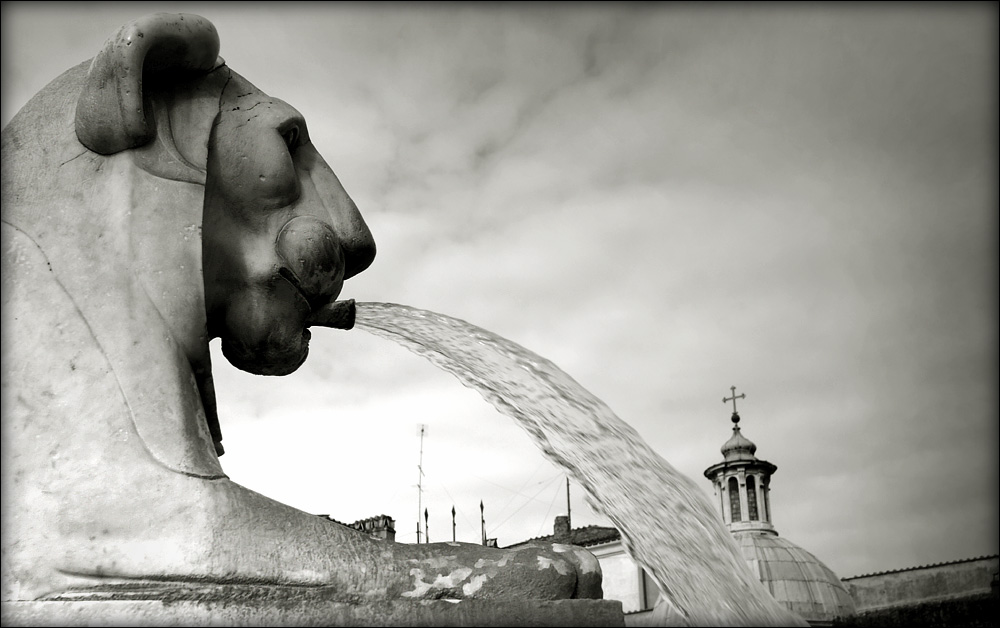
[704,387,776,534]
[721,413,757,462]
[704,386,857,625]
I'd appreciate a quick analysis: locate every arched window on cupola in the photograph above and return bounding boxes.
[747,475,759,521]
[762,480,770,522]
[728,477,741,522]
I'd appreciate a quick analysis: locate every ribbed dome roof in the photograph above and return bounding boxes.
[734,531,856,623]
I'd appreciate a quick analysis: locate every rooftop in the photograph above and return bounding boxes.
[504,520,621,549]
[842,554,1000,581]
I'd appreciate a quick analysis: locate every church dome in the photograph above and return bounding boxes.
[734,530,856,624]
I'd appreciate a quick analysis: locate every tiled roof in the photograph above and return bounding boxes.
[504,525,621,549]
[316,514,350,527]
[842,554,1000,581]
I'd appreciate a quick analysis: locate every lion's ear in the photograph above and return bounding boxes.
[75,13,221,155]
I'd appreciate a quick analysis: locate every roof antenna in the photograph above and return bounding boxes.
[416,424,426,543]
[566,476,572,530]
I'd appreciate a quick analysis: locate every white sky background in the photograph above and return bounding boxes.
[2,2,996,581]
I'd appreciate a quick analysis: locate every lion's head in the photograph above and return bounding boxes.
[74,12,376,378]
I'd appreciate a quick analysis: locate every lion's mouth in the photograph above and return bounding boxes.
[277,266,355,330]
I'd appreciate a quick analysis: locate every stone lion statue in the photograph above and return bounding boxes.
[1,13,601,603]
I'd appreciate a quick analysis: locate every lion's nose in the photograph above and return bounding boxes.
[275,215,346,305]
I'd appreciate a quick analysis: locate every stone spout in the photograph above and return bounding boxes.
[308,298,357,330]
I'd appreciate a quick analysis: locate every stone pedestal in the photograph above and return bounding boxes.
[1,597,624,627]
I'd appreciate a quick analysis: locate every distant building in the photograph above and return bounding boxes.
[840,554,998,624]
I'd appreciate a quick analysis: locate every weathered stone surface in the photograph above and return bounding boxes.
[1,11,602,607]
[2,598,625,627]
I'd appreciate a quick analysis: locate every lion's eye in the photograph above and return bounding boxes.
[282,127,299,153]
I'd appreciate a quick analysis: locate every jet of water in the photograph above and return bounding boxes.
[351,302,806,626]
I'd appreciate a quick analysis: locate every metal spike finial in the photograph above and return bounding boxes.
[480,500,486,546]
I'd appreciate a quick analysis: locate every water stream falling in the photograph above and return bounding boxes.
[353,302,804,626]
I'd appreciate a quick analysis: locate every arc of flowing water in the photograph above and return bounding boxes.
[352,302,805,627]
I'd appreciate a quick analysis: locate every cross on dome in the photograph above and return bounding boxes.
[723,385,745,423]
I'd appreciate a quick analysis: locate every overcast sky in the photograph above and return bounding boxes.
[3,2,996,582]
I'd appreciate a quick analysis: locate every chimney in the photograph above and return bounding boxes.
[554,515,571,538]
[380,516,396,543]
[351,515,396,542]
